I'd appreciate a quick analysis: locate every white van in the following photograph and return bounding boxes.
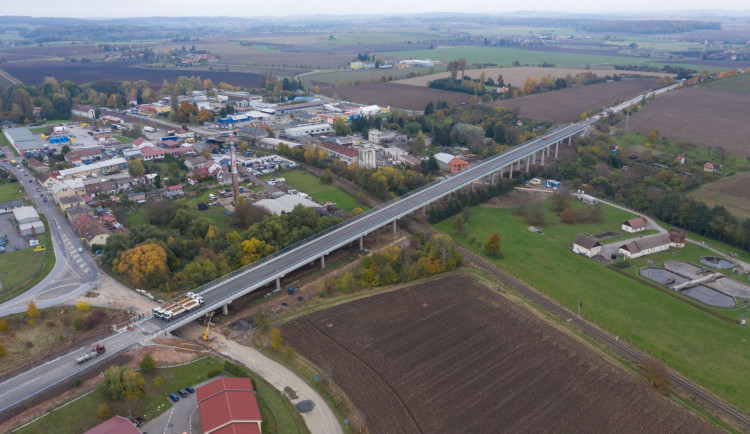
[208,193,216,200]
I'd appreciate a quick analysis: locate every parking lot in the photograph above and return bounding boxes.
[0,212,29,253]
[142,380,211,433]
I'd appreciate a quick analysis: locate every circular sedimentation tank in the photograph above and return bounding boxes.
[699,256,733,269]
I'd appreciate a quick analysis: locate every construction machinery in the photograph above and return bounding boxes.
[202,313,215,341]
[75,344,105,364]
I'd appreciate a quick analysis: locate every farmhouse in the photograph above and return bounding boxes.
[572,234,602,257]
[3,127,46,155]
[197,377,262,434]
[621,217,646,233]
[71,104,96,119]
[618,234,672,259]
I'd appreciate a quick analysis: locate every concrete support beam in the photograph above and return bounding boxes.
[525,156,530,172]
[532,152,536,164]
[392,220,397,234]
[222,304,228,315]
[422,205,426,216]
[568,135,572,145]
[491,171,495,184]
[541,151,545,165]
[276,276,280,291]
[546,146,551,157]
[321,254,325,269]
[509,166,513,179]
[555,141,559,158]
[359,236,364,250]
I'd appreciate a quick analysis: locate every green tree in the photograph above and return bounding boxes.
[128,158,145,177]
[485,233,501,256]
[122,368,145,402]
[254,308,270,332]
[153,376,164,390]
[333,117,348,136]
[410,131,426,155]
[139,354,156,375]
[97,403,110,419]
[154,174,162,188]
[177,101,198,124]
[101,366,124,400]
[452,215,465,235]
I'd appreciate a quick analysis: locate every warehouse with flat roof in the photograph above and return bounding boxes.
[3,127,46,155]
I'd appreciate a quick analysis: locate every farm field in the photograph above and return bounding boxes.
[0,60,261,88]
[281,170,367,213]
[701,73,750,94]
[396,66,669,87]
[623,86,750,157]
[283,275,716,433]
[489,79,657,123]
[383,46,721,71]
[690,172,750,219]
[433,199,750,410]
[305,67,446,87]
[319,82,471,110]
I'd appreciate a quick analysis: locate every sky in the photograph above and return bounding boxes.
[3,0,750,18]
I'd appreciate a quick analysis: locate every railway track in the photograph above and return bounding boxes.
[408,218,750,431]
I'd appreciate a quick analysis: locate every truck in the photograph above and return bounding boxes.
[154,292,204,321]
[75,344,105,364]
[143,126,156,133]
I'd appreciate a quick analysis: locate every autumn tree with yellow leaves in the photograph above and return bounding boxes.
[114,243,169,288]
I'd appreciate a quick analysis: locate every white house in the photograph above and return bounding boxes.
[572,234,602,257]
[71,104,96,119]
[618,234,672,259]
[621,217,646,233]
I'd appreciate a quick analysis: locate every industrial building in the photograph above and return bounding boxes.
[3,127,46,155]
[197,377,263,434]
[57,158,128,180]
[284,123,332,138]
[255,194,321,215]
[12,206,45,236]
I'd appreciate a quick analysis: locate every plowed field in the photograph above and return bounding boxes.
[283,275,717,433]
[318,82,470,111]
[623,86,750,157]
[489,79,657,123]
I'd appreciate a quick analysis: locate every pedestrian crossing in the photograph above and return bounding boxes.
[61,235,90,275]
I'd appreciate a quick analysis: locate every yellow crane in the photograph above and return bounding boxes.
[202,313,214,341]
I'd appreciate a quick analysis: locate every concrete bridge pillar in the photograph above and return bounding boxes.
[359,236,364,250]
[526,156,530,173]
[222,304,229,315]
[541,151,545,165]
[276,276,280,291]
[568,135,572,145]
[491,171,495,184]
[393,220,397,234]
[508,166,513,180]
[517,159,522,171]
[422,205,426,216]
[546,146,551,157]
[555,141,559,158]
[321,254,325,269]
[532,152,536,164]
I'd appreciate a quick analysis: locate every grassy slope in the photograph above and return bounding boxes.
[282,170,367,213]
[434,201,750,409]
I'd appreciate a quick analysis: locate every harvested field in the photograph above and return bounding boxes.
[690,172,750,219]
[283,275,717,433]
[490,79,657,123]
[319,82,470,110]
[623,86,750,157]
[397,66,669,87]
[0,60,261,88]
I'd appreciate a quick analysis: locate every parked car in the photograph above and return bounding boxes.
[186,386,195,394]
[169,393,179,402]
[178,389,189,398]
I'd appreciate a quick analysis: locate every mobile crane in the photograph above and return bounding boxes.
[202,312,215,341]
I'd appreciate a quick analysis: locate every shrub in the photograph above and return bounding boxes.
[46,320,56,328]
[0,343,5,357]
[97,403,110,419]
[613,261,631,269]
[74,378,83,388]
[207,368,222,378]
[0,320,8,332]
[76,301,90,312]
[139,354,156,375]
[71,315,86,331]
[25,341,33,348]
[85,309,107,329]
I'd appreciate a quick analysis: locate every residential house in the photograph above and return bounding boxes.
[161,140,181,149]
[704,162,715,173]
[165,184,184,198]
[621,217,646,233]
[185,156,207,170]
[368,129,396,145]
[187,167,211,185]
[132,138,154,149]
[127,191,147,204]
[0,199,23,214]
[66,204,96,224]
[618,234,672,259]
[675,155,686,165]
[37,171,60,189]
[26,158,50,173]
[80,220,112,247]
[85,180,120,197]
[58,195,86,210]
[51,178,86,205]
[140,146,195,161]
[71,104,96,120]
[572,234,602,257]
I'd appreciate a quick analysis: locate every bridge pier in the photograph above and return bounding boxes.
[546,146,551,157]
[555,141,559,158]
[491,172,495,184]
[541,151,545,165]
[508,166,513,179]
[222,304,228,315]
[321,254,325,269]
[568,135,572,145]
[393,220,397,234]
[359,236,364,250]
[532,152,536,164]
[276,276,280,292]
[525,156,530,173]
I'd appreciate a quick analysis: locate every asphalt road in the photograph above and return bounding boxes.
[0,154,98,317]
[0,84,689,418]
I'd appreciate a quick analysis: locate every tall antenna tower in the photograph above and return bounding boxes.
[229,133,240,203]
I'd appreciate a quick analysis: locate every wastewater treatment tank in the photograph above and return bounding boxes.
[699,256,733,269]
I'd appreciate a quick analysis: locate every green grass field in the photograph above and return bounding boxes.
[434,200,750,410]
[326,30,449,46]
[383,46,726,72]
[701,73,750,94]
[304,66,446,87]
[0,182,23,202]
[0,217,54,303]
[115,135,135,144]
[15,357,305,434]
[0,132,11,148]
[281,170,367,213]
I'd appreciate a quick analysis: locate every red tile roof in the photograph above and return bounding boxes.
[624,217,646,229]
[83,415,140,434]
[168,184,183,190]
[321,142,358,158]
[197,377,261,434]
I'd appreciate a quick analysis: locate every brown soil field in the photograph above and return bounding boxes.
[622,86,750,157]
[283,275,717,433]
[489,79,657,123]
[690,172,750,219]
[319,82,470,110]
[397,66,669,87]
[1,60,261,88]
